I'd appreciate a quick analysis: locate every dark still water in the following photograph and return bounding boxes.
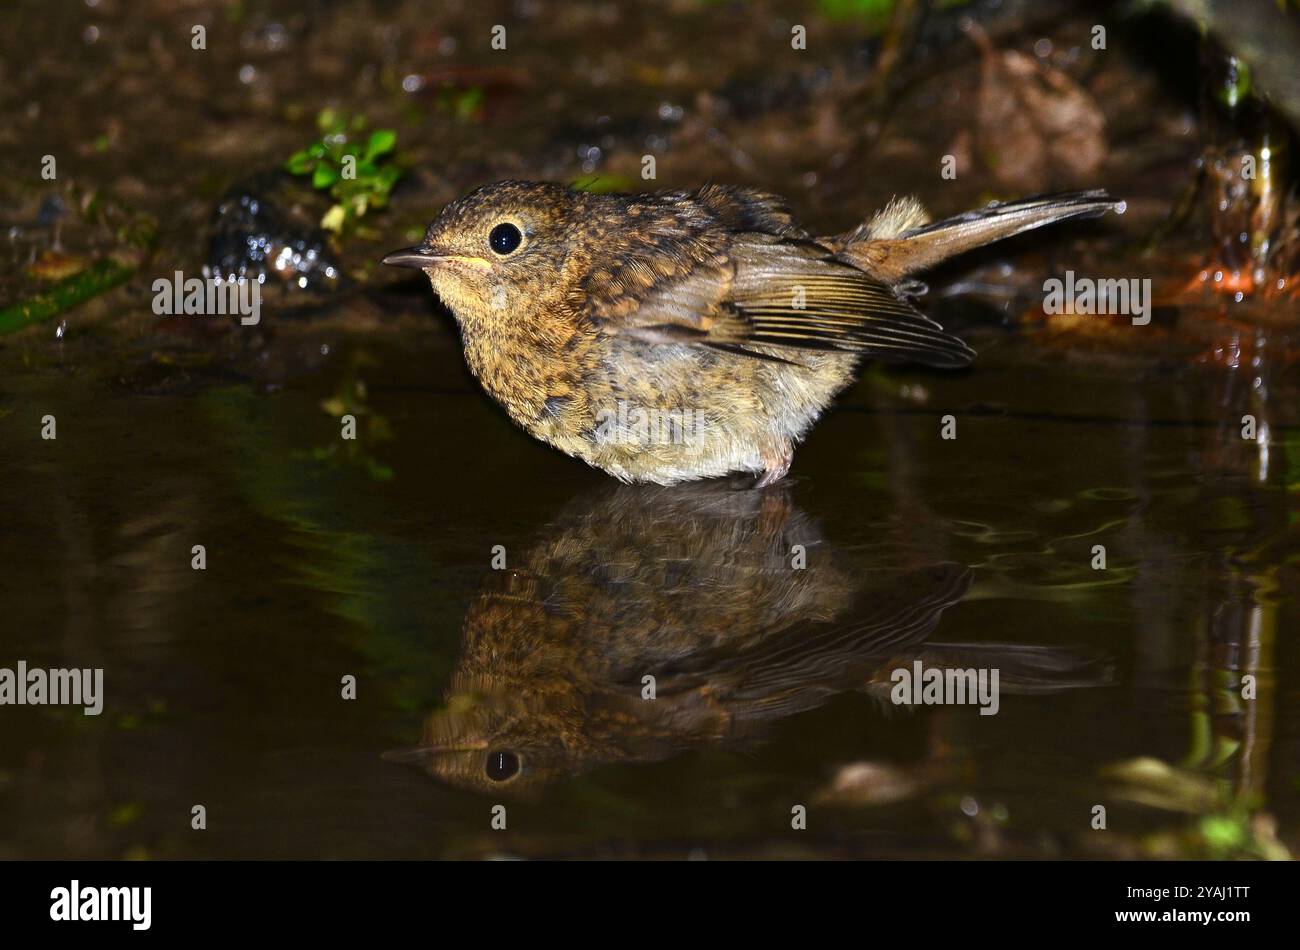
[1,322,1295,860]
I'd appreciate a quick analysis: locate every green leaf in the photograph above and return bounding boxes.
[365,129,397,160]
[819,0,895,24]
[317,108,340,133]
[312,164,340,190]
[285,150,315,174]
[454,87,484,119]
[1201,814,1246,854]
[0,259,136,335]
[320,204,347,233]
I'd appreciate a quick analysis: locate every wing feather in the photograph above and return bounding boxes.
[583,229,974,368]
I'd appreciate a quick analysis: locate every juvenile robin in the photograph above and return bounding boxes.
[384,483,1109,796]
[385,483,968,795]
[384,182,1122,485]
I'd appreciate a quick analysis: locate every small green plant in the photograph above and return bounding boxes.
[818,0,895,24]
[285,109,402,235]
[436,85,485,121]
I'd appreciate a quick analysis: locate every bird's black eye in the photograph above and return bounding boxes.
[485,750,520,781]
[488,222,522,255]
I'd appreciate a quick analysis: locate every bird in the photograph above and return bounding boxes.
[386,482,963,796]
[383,182,1123,486]
[383,482,1110,797]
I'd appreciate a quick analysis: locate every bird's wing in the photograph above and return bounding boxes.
[688,183,809,237]
[578,232,974,368]
[647,563,973,719]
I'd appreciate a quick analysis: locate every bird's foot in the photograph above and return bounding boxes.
[757,488,793,540]
[754,447,792,488]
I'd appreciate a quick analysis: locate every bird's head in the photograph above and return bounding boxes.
[383,676,581,800]
[382,180,579,335]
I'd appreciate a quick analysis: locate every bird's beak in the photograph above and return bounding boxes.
[381,740,488,763]
[380,246,443,269]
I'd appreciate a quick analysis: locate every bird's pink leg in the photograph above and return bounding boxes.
[755,446,793,488]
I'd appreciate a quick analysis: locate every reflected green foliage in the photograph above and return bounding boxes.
[198,382,452,719]
[1103,757,1290,859]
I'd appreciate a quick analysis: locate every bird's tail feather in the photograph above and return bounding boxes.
[913,641,1113,693]
[840,190,1125,282]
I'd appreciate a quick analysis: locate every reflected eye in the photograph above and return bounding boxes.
[485,750,520,781]
[488,222,522,255]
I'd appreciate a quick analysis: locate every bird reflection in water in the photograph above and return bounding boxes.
[389,483,1104,796]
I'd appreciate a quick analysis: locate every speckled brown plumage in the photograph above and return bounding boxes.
[385,483,972,796]
[384,181,1122,485]
[382,483,1110,796]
